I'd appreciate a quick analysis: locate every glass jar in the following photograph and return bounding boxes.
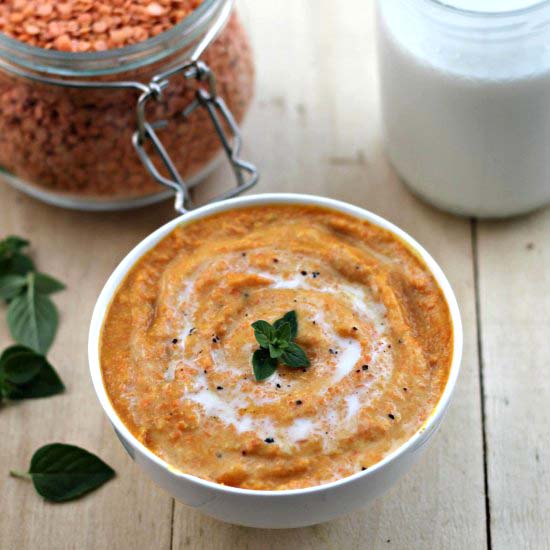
[0,0,255,210]
[376,0,550,218]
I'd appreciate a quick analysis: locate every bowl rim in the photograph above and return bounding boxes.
[88,192,463,497]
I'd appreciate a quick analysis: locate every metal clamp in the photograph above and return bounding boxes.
[132,58,258,214]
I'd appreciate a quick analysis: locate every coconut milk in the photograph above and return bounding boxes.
[377,0,550,217]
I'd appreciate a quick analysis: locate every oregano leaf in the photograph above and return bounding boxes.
[10,443,115,502]
[251,320,275,349]
[7,275,58,354]
[280,342,310,368]
[1,351,42,384]
[252,348,278,381]
[33,273,66,295]
[268,343,285,359]
[274,321,291,343]
[0,275,26,301]
[274,310,298,340]
[0,345,64,399]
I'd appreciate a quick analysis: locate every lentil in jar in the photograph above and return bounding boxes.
[0,0,254,205]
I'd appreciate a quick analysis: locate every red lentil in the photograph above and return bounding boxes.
[0,1,204,51]
[0,2,254,202]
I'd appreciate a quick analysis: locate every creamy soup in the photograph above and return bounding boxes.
[100,205,453,490]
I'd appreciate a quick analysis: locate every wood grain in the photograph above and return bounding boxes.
[173,2,487,549]
[477,213,550,550]
[0,200,175,550]
[0,1,490,549]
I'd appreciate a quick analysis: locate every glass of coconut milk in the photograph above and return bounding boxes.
[376,0,550,217]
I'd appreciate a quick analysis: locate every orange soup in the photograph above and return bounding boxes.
[100,205,453,490]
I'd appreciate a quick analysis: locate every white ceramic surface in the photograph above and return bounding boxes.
[88,193,463,528]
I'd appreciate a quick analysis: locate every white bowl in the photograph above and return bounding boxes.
[88,193,463,529]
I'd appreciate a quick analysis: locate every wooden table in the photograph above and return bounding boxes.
[1,2,547,548]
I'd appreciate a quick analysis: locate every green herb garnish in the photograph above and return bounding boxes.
[0,236,34,277]
[0,236,65,354]
[0,345,64,401]
[251,310,310,381]
[10,443,115,502]
[6,272,62,354]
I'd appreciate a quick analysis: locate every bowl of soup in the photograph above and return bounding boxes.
[89,193,462,528]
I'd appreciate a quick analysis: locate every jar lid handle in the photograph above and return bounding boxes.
[133,58,258,214]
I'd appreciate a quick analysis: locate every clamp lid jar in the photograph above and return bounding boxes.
[0,0,257,211]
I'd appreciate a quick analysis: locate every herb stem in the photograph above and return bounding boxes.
[9,469,31,480]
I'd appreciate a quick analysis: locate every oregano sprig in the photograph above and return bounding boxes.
[0,236,65,354]
[0,239,110,503]
[251,310,310,381]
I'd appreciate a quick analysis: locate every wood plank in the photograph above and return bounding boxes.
[173,1,487,548]
[477,212,550,550]
[0,196,175,550]
[0,1,489,548]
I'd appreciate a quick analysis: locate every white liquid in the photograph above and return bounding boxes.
[377,0,550,217]
[441,0,541,11]
[166,253,391,451]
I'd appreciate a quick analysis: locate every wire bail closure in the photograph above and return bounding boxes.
[132,56,258,215]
